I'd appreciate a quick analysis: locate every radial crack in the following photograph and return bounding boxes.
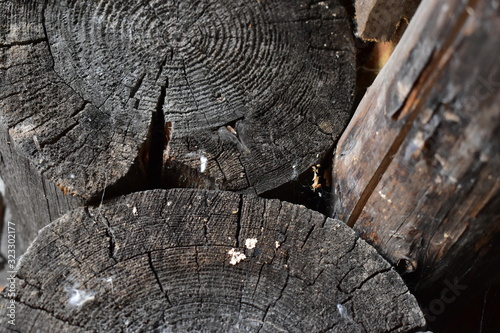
[147,81,168,188]
[147,252,172,306]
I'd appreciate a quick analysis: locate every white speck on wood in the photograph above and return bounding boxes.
[275,241,280,249]
[102,277,114,293]
[443,111,460,122]
[291,163,298,179]
[200,155,208,172]
[337,303,353,323]
[33,135,40,151]
[66,284,96,307]
[132,206,138,215]
[228,248,246,265]
[378,191,392,204]
[245,238,258,249]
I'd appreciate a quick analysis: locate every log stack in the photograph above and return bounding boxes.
[0,0,429,331]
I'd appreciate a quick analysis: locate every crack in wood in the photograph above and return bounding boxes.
[147,251,172,306]
[257,273,290,333]
[235,194,244,248]
[128,73,146,99]
[0,295,87,330]
[147,82,168,188]
[0,38,47,48]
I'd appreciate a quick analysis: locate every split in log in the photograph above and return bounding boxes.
[0,0,356,253]
[354,0,421,41]
[333,0,500,328]
[0,189,426,332]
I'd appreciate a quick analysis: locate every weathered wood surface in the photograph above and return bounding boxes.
[0,0,356,253]
[0,189,426,332]
[354,0,420,41]
[333,0,500,319]
[0,191,5,269]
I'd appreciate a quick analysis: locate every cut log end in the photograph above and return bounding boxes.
[0,189,426,332]
[1,0,356,199]
[0,1,356,252]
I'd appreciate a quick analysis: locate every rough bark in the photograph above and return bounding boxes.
[354,0,421,41]
[0,0,356,252]
[0,189,426,332]
[333,0,500,317]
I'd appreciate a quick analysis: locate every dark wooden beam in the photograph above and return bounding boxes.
[333,0,500,325]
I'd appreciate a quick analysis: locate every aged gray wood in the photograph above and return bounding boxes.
[0,189,425,332]
[0,0,356,252]
[354,0,420,41]
[333,0,500,326]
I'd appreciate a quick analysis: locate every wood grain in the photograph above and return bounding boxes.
[333,0,500,308]
[0,189,425,332]
[0,0,356,252]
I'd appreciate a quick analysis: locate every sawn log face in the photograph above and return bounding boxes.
[0,189,425,332]
[0,0,356,252]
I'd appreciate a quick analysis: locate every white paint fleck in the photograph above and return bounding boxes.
[200,155,208,173]
[67,284,96,307]
[337,304,353,322]
[275,241,280,249]
[245,238,258,249]
[317,1,329,9]
[33,135,41,150]
[102,277,114,293]
[378,191,392,204]
[166,201,172,206]
[69,173,76,179]
[228,248,246,265]
[132,206,138,216]
[291,164,298,179]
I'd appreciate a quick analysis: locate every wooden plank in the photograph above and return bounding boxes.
[333,0,500,324]
[0,189,426,331]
